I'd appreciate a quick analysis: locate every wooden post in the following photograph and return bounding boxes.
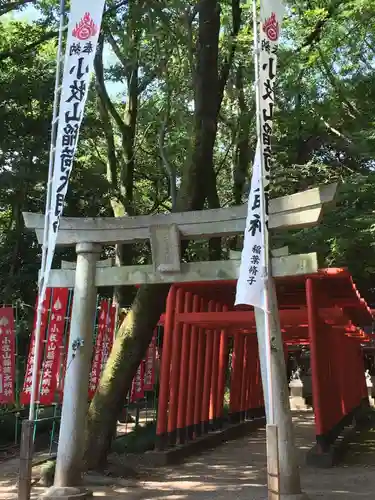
[230,333,244,422]
[255,280,305,498]
[216,305,228,428]
[244,335,255,418]
[229,334,239,419]
[240,336,249,421]
[256,351,263,409]
[156,285,177,450]
[18,420,33,500]
[177,291,193,444]
[329,328,344,427]
[193,299,206,437]
[167,287,184,445]
[202,300,215,434]
[306,278,324,437]
[186,294,200,440]
[267,424,280,500]
[209,302,221,429]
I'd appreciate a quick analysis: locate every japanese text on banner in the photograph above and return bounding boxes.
[100,303,116,373]
[39,288,69,405]
[88,300,108,399]
[235,0,284,310]
[143,333,156,391]
[0,308,16,404]
[131,362,145,402]
[43,1,105,292]
[21,289,52,404]
[58,320,70,403]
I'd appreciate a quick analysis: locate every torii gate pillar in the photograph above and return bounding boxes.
[25,183,336,499]
[51,243,101,495]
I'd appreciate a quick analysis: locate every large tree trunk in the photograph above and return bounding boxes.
[83,0,233,469]
[233,65,252,206]
[83,284,170,468]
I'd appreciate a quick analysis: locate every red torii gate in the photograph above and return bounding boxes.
[152,268,372,455]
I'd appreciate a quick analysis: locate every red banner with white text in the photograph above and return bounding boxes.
[39,288,69,405]
[57,326,69,403]
[143,333,156,391]
[57,294,73,402]
[100,302,115,375]
[130,361,145,402]
[0,308,16,404]
[20,289,52,405]
[88,300,108,399]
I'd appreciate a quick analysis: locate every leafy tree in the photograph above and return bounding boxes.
[1,0,375,468]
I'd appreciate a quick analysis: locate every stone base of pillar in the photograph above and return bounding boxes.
[39,486,93,500]
[367,384,374,407]
[289,396,307,411]
[289,380,307,411]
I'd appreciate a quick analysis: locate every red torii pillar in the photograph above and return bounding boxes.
[246,334,264,417]
[202,300,216,434]
[230,332,245,423]
[216,305,229,429]
[193,298,206,437]
[209,303,222,430]
[156,285,177,450]
[167,287,185,445]
[176,291,193,444]
[306,278,326,447]
[306,278,368,456]
[186,294,200,440]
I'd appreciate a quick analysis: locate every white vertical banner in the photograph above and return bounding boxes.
[43,1,106,291]
[235,0,284,309]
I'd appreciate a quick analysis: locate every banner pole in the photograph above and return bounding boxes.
[252,0,274,426]
[18,3,66,500]
[29,0,67,425]
[252,2,280,497]
[239,1,306,496]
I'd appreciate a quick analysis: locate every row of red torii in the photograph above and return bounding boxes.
[23,182,373,491]
[152,272,371,456]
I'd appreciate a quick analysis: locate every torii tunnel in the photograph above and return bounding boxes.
[153,268,373,453]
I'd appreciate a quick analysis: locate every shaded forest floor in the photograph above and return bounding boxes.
[1,412,375,499]
[342,425,375,466]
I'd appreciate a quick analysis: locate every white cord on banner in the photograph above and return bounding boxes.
[29,0,67,422]
[252,0,275,425]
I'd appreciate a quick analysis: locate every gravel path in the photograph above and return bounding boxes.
[1,412,374,499]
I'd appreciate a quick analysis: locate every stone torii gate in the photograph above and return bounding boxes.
[23,183,337,500]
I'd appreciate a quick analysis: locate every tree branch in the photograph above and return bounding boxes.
[0,0,34,16]
[94,35,131,142]
[104,0,129,17]
[158,88,177,210]
[298,0,342,51]
[96,85,119,191]
[317,46,359,118]
[183,2,199,87]
[0,30,57,62]
[106,29,130,73]
[138,55,171,94]
[187,3,199,24]
[320,116,352,145]
[0,0,130,62]
[217,0,241,110]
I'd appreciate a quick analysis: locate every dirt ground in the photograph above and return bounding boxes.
[1,411,375,499]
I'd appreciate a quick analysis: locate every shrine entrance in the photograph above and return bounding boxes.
[22,182,356,489]
[151,269,371,460]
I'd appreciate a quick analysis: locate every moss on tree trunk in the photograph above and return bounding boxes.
[83,0,238,470]
[83,283,170,468]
